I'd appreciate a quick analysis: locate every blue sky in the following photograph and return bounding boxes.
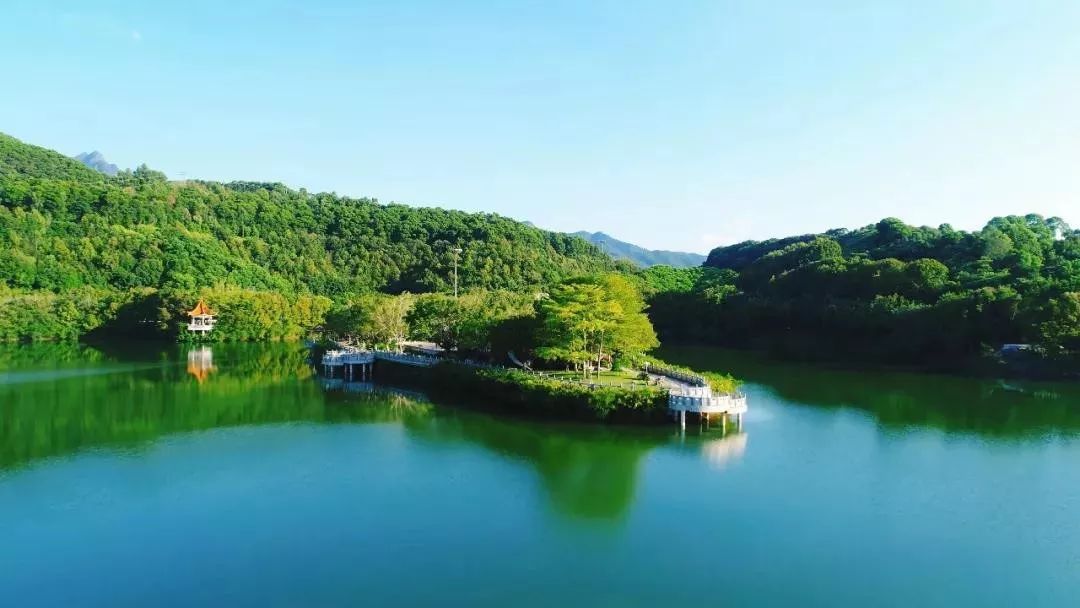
[3,1,1080,252]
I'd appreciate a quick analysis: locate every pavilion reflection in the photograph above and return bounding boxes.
[186,347,215,383]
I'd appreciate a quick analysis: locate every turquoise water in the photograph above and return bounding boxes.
[1,343,1078,606]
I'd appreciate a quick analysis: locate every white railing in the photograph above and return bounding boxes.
[645,363,708,387]
[668,393,748,414]
[323,349,445,367]
[375,351,440,367]
[322,350,375,365]
[670,385,714,399]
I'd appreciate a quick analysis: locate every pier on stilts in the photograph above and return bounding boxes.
[667,385,748,433]
[644,365,748,433]
[321,348,439,382]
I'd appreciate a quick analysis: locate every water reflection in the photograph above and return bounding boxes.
[699,432,749,469]
[403,409,665,520]
[186,347,215,383]
[1,344,694,521]
[0,343,762,521]
[659,346,1080,437]
[321,379,429,402]
[0,343,323,469]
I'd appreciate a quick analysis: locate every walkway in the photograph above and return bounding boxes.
[321,343,747,426]
[322,349,439,369]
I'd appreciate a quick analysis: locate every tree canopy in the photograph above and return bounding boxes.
[0,132,635,343]
[0,133,620,299]
[535,274,659,376]
[654,215,1080,369]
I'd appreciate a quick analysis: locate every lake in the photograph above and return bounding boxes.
[1,343,1078,606]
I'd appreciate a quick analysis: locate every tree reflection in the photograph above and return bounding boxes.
[402,408,668,520]
[0,343,674,522]
[659,346,1080,437]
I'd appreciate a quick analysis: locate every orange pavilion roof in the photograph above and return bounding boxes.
[188,299,214,316]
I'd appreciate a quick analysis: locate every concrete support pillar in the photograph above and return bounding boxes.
[679,410,686,431]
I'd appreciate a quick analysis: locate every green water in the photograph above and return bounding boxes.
[1,343,1078,606]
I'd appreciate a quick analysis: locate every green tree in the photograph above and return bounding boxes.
[1036,292,1080,351]
[333,294,414,349]
[536,275,658,377]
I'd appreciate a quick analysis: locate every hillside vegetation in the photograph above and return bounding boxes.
[0,132,625,342]
[0,133,616,298]
[0,133,105,182]
[649,217,1080,373]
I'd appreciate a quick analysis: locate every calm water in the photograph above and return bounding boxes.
[1,343,1079,607]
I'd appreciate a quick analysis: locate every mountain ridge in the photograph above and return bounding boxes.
[74,150,120,176]
[572,231,705,268]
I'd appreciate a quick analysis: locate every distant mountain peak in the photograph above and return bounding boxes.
[74,150,120,176]
[572,231,705,268]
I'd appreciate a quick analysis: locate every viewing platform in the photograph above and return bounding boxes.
[668,386,748,415]
[322,349,440,368]
[645,365,748,431]
[667,385,747,431]
[321,349,375,366]
[321,348,441,381]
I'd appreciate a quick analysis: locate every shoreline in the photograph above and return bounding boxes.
[656,340,1080,382]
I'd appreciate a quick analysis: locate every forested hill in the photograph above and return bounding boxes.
[0,133,105,182]
[0,133,617,297]
[572,231,705,268]
[651,216,1080,372]
[704,217,1077,274]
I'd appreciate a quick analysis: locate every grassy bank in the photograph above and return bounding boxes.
[373,360,670,424]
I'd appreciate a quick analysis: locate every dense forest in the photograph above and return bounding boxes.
[648,217,1080,373]
[0,133,623,341]
[3,131,1078,377]
[0,133,618,297]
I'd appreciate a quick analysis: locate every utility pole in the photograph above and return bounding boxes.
[452,247,463,298]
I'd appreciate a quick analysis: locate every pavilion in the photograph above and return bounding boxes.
[187,300,216,334]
